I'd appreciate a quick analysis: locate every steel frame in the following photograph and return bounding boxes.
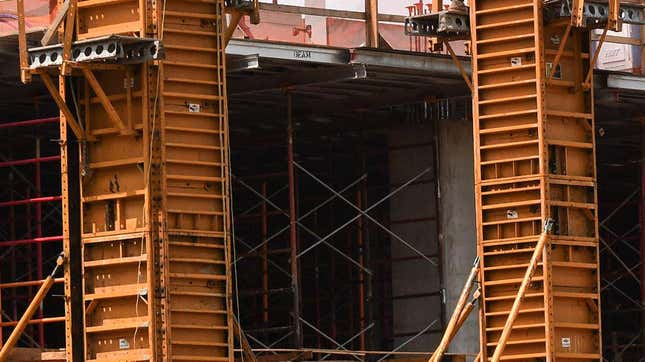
[0,117,64,351]
[469,0,603,359]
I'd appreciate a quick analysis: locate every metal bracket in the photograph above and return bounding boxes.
[405,10,470,40]
[547,0,645,26]
[28,35,164,70]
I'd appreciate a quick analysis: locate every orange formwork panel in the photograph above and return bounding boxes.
[50,0,234,360]
[470,0,601,360]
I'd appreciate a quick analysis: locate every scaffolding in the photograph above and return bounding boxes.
[231,98,448,357]
[0,117,64,350]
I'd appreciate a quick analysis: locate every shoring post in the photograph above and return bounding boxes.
[0,255,64,361]
[287,93,303,348]
[443,40,473,92]
[429,257,479,362]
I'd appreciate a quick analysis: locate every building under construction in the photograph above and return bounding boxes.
[0,0,644,361]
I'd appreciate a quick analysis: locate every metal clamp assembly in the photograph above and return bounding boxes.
[28,35,164,69]
[405,10,470,39]
[548,0,645,25]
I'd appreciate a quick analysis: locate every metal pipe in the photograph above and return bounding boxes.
[0,316,66,328]
[320,323,375,360]
[357,188,366,351]
[641,118,645,353]
[0,117,59,129]
[0,196,63,208]
[25,189,34,346]
[298,316,362,361]
[0,254,64,361]
[235,175,366,263]
[294,162,436,266]
[0,236,63,248]
[35,138,44,346]
[234,176,372,274]
[0,156,61,168]
[261,182,269,325]
[287,94,302,348]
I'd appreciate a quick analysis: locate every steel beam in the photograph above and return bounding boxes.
[226,39,349,65]
[227,54,261,72]
[607,73,645,92]
[229,64,367,95]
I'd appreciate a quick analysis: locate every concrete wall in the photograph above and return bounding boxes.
[437,117,479,354]
[388,127,442,351]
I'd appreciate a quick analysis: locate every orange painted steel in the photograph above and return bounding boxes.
[470,0,602,360]
[53,0,234,360]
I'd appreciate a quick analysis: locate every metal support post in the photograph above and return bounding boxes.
[357,187,366,351]
[35,138,44,346]
[0,254,64,361]
[261,182,269,325]
[641,117,645,353]
[287,94,302,348]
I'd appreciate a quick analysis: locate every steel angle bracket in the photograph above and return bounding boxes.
[28,35,164,70]
[546,0,645,26]
[405,10,470,40]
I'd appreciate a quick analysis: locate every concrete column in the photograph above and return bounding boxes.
[388,127,442,351]
[437,117,478,354]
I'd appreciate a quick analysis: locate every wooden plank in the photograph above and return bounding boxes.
[41,0,71,46]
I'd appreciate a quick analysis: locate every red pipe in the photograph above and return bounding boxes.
[0,236,63,248]
[35,139,45,346]
[0,196,62,208]
[0,117,58,129]
[0,155,60,168]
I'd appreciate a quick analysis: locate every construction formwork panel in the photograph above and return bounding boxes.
[58,0,233,360]
[470,0,601,360]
